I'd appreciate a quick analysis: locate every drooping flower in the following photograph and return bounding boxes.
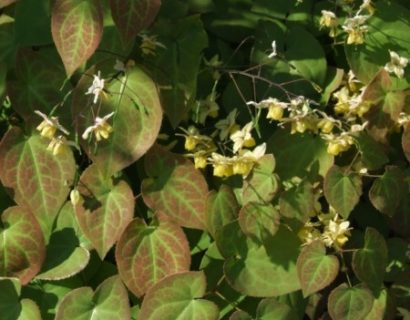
[320,10,338,28]
[82,112,115,141]
[298,222,322,245]
[321,214,351,249]
[342,15,369,45]
[247,98,288,121]
[384,50,408,78]
[85,71,105,104]
[324,132,355,156]
[360,0,375,15]
[215,109,239,140]
[140,33,166,56]
[180,126,214,152]
[268,41,277,58]
[230,122,255,153]
[35,110,69,139]
[47,135,70,156]
[232,143,266,177]
[209,153,234,178]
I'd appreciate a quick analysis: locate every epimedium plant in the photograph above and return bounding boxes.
[0,0,409,319]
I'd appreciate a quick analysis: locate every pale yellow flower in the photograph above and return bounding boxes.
[230,122,255,153]
[47,135,70,156]
[342,15,369,45]
[140,33,166,56]
[322,214,351,249]
[35,110,69,139]
[232,143,266,177]
[85,71,105,104]
[384,50,408,78]
[82,112,115,141]
[209,153,234,178]
[215,109,239,140]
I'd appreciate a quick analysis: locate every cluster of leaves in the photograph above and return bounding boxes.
[0,0,410,319]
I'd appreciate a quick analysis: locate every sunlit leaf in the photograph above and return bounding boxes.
[0,206,45,284]
[0,278,41,320]
[72,61,163,177]
[279,180,315,223]
[51,0,103,76]
[36,202,90,281]
[364,288,395,320]
[369,166,405,217]
[324,166,362,219]
[238,202,280,242]
[296,241,339,297]
[218,221,301,297]
[328,283,374,320]
[206,184,239,238]
[142,145,208,229]
[256,298,298,320]
[229,310,252,320]
[0,127,76,237]
[55,276,131,320]
[116,217,191,297]
[139,271,219,320]
[352,228,388,292]
[355,132,389,171]
[110,0,161,47]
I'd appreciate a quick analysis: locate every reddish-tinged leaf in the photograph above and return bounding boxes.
[279,180,315,223]
[74,165,134,259]
[55,276,131,320]
[51,0,103,76]
[403,123,410,162]
[0,206,45,284]
[206,185,239,238]
[296,241,339,297]
[139,271,219,320]
[352,228,388,291]
[142,145,208,229]
[328,283,373,320]
[256,298,298,320]
[72,61,162,177]
[0,127,76,237]
[229,311,252,320]
[0,0,17,9]
[8,49,68,124]
[238,203,280,242]
[110,0,161,47]
[116,217,191,297]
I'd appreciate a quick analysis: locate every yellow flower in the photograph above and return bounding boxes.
[233,143,266,178]
[215,109,239,140]
[298,223,322,245]
[35,110,69,139]
[317,119,335,134]
[230,122,255,153]
[360,0,375,15]
[180,126,214,152]
[333,87,351,114]
[82,112,114,142]
[320,10,338,29]
[47,135,69,156]
[194,153,207,169]
[247,98,287,121]
[325,134,354,156]
[384,50,408,78]
[210,153,234,178]
[140,33,166,56]
[342,15,369,45]
[321,214,351,249]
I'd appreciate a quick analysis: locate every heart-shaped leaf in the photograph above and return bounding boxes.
[51,0,103,76]
[36,202,90,281]
[328,283,374,320]
[217,222,301,297]
[74,164,134,259]
[324,166,362,219]
[0,206,45,284]
[355,132,388,171]
[242,154,279,205]
[116,217,191,297]
[0,277,41,320]
[55,276,131,320]
[238,202,280,242]
[279,180,315,223]
[206,185,239,238]
[142,145,208,229]
[0,127,76,237]
[110,0,161,47]
[72,61,162,177]
[256,298,298,320]
[139,271,219,320]
[352,228,388,292]
[369,166,405,217]
[296,241,339,297]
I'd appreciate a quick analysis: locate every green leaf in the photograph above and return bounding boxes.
[345,1,410,84]
[0,127,76,237]
[320,67,345,105]
[55,276,131,320]
[206,184,239,238]
[74,164,134,259]
[364,289,395,320]
[218,222,301,297]
[72,61,163,177]
[324,166,362,219]
[279,180,315,223]
[242,155,279,205]
[229,310,252,320]
[256,298,298,320]
[51,0,103,76]
[0,278,41,320]
[238,203,280,242]
[362,70,406,143]
[8,49,68,124]
[110,0,161,47]
[402,123,410,163]
[0,206,45,284]
[14,0,52,46]
[149,16,208,128]
[328,284,374,320]
[352,228,388,292]
[116,217,191,297]
[142,145,208,229]
[296,241,339,297]
[0,15,16,63]
[0,0,17,9]
[355,132,389,171]
[369,166,405,217]
[36,202,90,281]
[268,131,333,181]
[139,271,219,320]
